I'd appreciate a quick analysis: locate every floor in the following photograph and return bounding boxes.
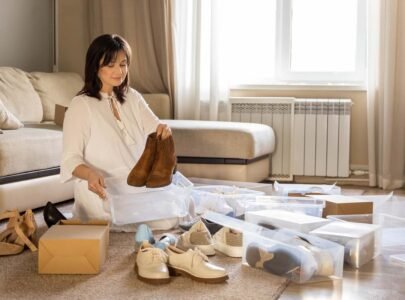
[193,178,405,300]
[5,178,405,299]
[280,187,405,300]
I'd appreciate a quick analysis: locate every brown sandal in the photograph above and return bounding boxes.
[0,209,38,256]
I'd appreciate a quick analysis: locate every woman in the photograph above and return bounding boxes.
[60,34,172,221]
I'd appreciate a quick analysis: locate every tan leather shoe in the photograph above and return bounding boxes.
[135,241,170,284]
[166,245,228,283]
[176,220,215,256]
[145,135,176,188]
[127,133,157,187]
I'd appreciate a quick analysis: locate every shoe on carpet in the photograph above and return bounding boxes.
[135,241,170,284]
[179,217,223,235]
[134,224,156,252]
[154,233,177,250]
[213,227,243,258]
[43,202,67,228]
[165,245,228,283]
[176,220,215,256]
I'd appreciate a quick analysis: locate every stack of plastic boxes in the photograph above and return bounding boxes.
[204,211,344,284]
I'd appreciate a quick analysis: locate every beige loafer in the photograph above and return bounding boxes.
[166,245,228,283]
[176,220,216,256]
[135,241,170,284]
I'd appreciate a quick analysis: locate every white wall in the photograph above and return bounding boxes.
[0,0,53,72]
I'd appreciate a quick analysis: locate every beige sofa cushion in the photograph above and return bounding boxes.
[29,72,84,121]
[0,67,43,122]
[142,93,172,119]
[0,124,62,177]
[165,120,275,159]
[0,97,24,129]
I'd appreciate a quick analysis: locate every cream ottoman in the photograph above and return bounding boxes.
[165,120,275,182]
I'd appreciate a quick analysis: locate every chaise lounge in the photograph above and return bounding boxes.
[0,67,275,212]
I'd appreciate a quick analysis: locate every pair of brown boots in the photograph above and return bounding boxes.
[127,133,176,188]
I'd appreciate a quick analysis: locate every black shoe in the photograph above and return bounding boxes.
[43,201,67,228]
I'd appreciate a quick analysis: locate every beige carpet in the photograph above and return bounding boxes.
[0,203,288,300]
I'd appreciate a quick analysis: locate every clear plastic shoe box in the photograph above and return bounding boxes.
[377,214,405,263]
[327,211,405,266]
[191,185,264,216]
[273,181,341,196]
[245,209,330,233]
[243,196,325,217]
[203,211,344,284]
[310,221,381,268]
[106,172,193,225]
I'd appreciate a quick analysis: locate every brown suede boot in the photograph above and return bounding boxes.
[146,135,176,188]
[127,133,157,187]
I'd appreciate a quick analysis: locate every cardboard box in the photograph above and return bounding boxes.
[54,104,68,127]
[310,195,373,218]
[38,220,109,274]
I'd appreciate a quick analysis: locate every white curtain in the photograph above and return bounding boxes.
[172,0,229,121]
[367,0,405,189]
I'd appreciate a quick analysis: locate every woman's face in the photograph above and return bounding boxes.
[98,50,128,93]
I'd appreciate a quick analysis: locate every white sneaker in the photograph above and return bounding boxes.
[213,227,243,258]
[135,241,170,284]
[176,220,216,256]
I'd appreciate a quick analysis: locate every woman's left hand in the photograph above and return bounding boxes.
[156,123,172,140]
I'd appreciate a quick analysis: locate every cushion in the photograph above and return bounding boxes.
[0,98,24,129]
[142,94,172,119]
[0,124,62,177]
[0,67,43,122]
[164,120,275,159]
[29,72,84,121]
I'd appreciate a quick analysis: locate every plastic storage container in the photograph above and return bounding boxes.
[377,214,405,261]
[273,181,341,196]
[203,211,344,284]
[310,221,380,268]
[191,185,265,216]
[106,172,193,225]
[245,209,330,233]
[243,196,325,217]
[327,214,374,224]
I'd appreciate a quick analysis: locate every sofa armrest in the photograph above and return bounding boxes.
[142,94,172,119]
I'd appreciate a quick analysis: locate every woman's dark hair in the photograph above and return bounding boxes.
[78,34,132,103]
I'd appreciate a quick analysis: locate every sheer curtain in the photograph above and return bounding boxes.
[172,0,229,121]
[367,0,405,189]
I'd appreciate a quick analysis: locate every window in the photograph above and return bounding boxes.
[218,0,366,85]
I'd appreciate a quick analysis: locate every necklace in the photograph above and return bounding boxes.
[108,96,136,146]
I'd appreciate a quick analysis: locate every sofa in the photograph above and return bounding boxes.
[0,67,275,212]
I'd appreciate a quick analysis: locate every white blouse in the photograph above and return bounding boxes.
[60,88,160,183]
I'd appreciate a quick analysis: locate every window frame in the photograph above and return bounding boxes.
[274,0,367,85]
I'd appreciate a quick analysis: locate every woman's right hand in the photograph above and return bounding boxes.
[87,169,106,199]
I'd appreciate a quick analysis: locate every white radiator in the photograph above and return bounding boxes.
[293,99,352,177]
[230,97,295,180]
[229,97,352,180]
